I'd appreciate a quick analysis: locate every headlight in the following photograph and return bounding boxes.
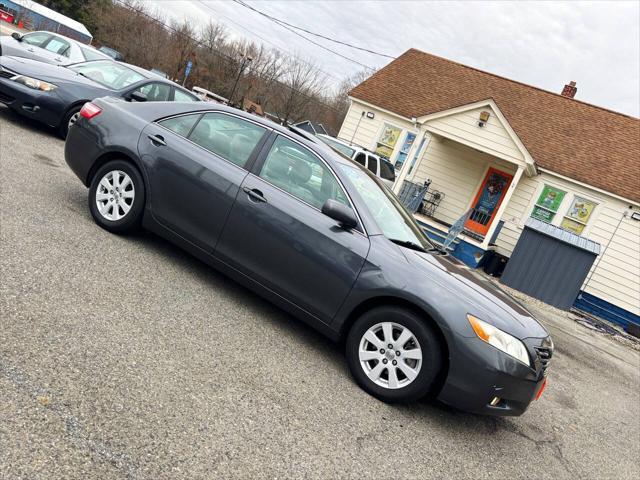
[10,75,57,92]
[467,314,531,366]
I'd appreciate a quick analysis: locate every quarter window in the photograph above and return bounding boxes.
[174,89,198,102]
[530,184,566,223]
[366,156,378,174]
[80,46,107,61]
[560,196,597,235]
[158,114,200,137]
[259,136,349,210]
[188,113,266,167]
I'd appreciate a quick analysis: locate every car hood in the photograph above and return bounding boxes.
[0,56,109,89]
[404,247,548,339]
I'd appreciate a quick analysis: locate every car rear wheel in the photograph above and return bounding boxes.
[346,306,443,403]
[88,160,145,234]
[58,106,82,139]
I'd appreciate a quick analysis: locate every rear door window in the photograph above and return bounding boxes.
[43,37,71,57]
[354,152,367,166]
[132,82,171,102]
[188,113,266,168]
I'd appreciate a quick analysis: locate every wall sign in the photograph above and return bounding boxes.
[374,123,402,159]
[530,185,566,222]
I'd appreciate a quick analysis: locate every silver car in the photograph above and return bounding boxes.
[0,31,110,65]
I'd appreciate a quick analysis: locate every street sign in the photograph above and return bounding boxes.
[185,60,193,77]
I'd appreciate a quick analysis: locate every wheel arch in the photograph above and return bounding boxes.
[86,150,148,193]
[339,296,450,390]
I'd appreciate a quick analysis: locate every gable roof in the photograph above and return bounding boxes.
[350,49,640,203]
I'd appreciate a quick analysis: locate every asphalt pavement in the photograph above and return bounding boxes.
[1,106,639,479]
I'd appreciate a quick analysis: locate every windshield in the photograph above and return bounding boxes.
[318,136,356,159]
[69,61,146,90]
[338,163,434,250]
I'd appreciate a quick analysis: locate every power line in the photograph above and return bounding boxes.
[226,0,376,71]
[195,0,343,83]
[110,0,344,114]
[233,0,395,60]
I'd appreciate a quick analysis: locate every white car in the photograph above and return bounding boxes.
[0,31,110,65]
[317,134,396,189]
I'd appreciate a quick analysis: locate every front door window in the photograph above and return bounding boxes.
[465,168,513,236]
[394,132,416,170]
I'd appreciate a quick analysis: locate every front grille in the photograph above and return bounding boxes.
[535,346,552,374]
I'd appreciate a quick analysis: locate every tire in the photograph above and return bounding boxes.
[346,306,443,403]
[58,106,82,139]
[88,160,145,234]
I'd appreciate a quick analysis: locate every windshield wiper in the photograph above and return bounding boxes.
[388,238,427,253]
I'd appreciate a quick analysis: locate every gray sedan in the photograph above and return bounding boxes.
[64,99,553,416]
[0,30,110,65]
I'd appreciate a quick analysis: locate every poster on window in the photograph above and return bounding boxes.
[565,197,596,223]
[536,185,565,211]
[375,124,402,159]
[394,133,416,169]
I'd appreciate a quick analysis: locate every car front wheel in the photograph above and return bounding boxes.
[346,306,443,403]
[88,160,145,234]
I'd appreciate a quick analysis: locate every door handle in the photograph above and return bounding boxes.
[27,48,35,52]
[147,134,166,146]
[242,187,266,203]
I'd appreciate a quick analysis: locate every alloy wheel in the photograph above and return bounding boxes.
[95,170,135,221]
[358,322,423,389]
[68,111,81,130]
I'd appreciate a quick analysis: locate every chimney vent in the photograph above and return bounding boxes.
[561,81,577,99]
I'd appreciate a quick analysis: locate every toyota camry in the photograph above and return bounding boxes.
[64,98,553,416]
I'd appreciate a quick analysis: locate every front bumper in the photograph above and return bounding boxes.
[0,75,65,127]
[437,334,552,416]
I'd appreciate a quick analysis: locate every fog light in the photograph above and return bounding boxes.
[490,396,501,406]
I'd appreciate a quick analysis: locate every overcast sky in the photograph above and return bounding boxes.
[151,0,640,117]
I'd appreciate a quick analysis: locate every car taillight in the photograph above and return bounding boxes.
[80,102,102,120]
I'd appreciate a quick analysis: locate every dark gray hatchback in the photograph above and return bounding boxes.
[65,97,553,416]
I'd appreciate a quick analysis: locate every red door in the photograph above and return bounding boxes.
[465,167,513,236]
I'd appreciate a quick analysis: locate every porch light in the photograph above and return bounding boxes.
[478,111,490,127]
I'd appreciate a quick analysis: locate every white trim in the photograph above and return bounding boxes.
[417,99,536,175]
[348,97,414,123]
[538,167,639,206]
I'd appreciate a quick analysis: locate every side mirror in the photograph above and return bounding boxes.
[128,91,147,102]
[11,32,22,41]
[322,199,358,229]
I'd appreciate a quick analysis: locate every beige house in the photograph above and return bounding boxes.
[338,49,640,327]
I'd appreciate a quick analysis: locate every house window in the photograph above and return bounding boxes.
[374,123,402,160]
[560,196,597,235]
[530,185,566,223]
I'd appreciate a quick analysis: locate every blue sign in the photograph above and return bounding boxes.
[185,61,193,77]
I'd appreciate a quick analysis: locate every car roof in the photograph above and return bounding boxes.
[316,134,380,157]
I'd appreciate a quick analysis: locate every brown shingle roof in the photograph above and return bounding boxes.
[350,49,640,203]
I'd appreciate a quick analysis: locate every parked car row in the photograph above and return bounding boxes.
[0,31,199,138]
[61,93,553,415]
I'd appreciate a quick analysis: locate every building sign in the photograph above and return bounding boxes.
[375,123,402,159]
[560,196,597,235]
[531,185,566,222]
[394,132,416,169]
